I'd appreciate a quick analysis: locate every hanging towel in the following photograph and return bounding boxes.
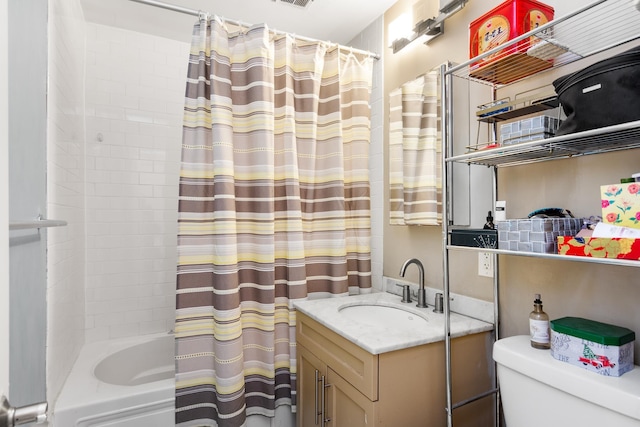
[389,70,442,225]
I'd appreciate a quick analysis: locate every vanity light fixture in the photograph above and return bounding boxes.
[391,0,469,54]
[391,18,444,53]
[439,0,468,14]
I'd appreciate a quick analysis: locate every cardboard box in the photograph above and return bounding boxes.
[557,236,640,260]
[469,0,555,84]
[551,317,635,377]
[497,218,582,254]
[601,183,640,229]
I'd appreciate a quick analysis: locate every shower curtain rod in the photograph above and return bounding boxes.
[128,0,381,60]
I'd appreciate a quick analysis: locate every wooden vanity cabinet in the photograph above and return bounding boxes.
[298,346,376,427]
[298,347,328,426]
[296,311,494,427]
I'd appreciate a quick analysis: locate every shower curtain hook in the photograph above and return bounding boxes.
[198,10,209,22]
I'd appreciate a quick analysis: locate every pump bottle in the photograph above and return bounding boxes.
[529,294,550,349]
[483,211,495,230]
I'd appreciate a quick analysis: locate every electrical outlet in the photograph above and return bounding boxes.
[478,252,494,277]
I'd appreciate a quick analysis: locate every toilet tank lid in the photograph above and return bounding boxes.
[493,335,640,421]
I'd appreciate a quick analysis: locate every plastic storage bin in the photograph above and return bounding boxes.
[499,114,561,146]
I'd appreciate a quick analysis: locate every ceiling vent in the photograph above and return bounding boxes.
[278,0,313,8]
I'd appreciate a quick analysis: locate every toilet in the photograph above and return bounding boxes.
[493,335,640,427]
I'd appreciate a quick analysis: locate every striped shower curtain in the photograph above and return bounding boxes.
[175,16,374,426]
[388,70,442,225]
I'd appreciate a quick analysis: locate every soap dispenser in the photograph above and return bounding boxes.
[529,294,550,349]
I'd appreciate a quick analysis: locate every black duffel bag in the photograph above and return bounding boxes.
[552,45,640,136]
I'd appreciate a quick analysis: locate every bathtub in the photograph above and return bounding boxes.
[53,333,175,427]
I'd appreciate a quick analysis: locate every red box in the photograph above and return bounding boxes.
[557,236,640,260]
[469,0,555,84]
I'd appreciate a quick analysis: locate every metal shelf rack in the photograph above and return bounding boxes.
[440,1,640,426]
[449,119,640,167]
[448,0,640,86]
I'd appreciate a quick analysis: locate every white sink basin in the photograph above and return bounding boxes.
[338,303,429,329]
[295,293,493,354]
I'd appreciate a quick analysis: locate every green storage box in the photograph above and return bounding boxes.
[550,317,635,377]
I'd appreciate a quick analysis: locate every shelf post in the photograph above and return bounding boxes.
[440,62,454,427]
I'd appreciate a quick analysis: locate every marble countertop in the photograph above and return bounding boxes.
[294,292,493,355]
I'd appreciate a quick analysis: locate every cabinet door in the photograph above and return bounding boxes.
[297,312,379,400]
[326,367,376,427]
[298,345,326,427]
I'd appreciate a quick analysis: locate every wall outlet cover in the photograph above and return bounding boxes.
[478,252,494,277]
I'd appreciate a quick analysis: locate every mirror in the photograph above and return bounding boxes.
[388,67,442,226]
[388,64,494,228]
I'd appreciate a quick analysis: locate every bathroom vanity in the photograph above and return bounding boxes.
[295,293,495,427]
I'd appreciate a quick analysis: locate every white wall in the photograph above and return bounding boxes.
[46,3,188,399]
[46,0,87,404]
[0,0,10,398]
[83,23,188,342]
[348,17,385,291]
[9,0,48,406]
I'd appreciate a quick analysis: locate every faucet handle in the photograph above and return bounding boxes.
[396,284,412,303]
[433,293,444,313]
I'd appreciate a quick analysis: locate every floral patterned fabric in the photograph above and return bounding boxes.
[601,183,640,229]
[558,236,640,260]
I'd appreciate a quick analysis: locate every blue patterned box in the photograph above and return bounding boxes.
[497,218,583,253]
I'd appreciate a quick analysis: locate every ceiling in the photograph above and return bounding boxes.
[81,0,397,45]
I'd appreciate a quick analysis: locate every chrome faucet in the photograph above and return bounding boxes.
[399,258,427,308]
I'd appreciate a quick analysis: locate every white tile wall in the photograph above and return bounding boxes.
[348,17,385,291]
[46,0,87,404]
[84,23,190,342]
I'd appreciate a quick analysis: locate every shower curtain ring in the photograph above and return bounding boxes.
[198,11,209,22]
